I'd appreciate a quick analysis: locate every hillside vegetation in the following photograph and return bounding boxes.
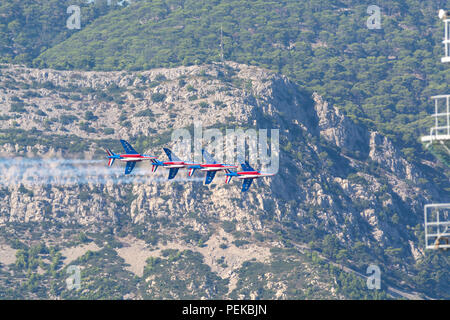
[12,0,449,156]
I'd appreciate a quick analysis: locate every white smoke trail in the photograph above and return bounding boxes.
[0,158,206,187]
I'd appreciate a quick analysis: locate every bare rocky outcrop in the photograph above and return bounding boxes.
[369,131,420,183]
[313,92,369,155]
[0,62,442,271]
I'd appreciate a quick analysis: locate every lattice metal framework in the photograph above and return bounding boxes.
[424,204,450,250]
[442,18,450,63]
[421,95,450,145]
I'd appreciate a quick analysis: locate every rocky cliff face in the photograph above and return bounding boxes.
[0,62,446,299]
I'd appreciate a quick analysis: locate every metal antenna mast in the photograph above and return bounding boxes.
[220,25,224,62]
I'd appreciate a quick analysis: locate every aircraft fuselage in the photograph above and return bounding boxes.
[235,171,275,179]
[117,154,156,162]
[200,164,238,171]
[162,161,195,168]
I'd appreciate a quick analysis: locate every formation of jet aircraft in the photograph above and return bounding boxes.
[106,140,274,192]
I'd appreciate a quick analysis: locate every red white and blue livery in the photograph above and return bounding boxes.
[106,140,157,174]
[199,149,238,185]
[225,159,275,192]
[150,148,202,180]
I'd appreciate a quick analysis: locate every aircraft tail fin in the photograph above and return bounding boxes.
[106,149,116,167]
[150,158,162,173]
[151,158,164,169]
[225,169,233,184]
[188,167,197,177]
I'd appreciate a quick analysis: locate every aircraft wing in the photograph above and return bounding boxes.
[125,161,136,175]
[120,140,139,154]
[237,155,255,172]
[168,167,179,180]
[204,170,217,185]
[163,148,182,162]
[107,157,115,167]
[241,178,254,192]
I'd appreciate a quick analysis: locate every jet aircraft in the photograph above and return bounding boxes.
[150,148,201,180]
[199,149,238,185]
[106,140,156,174]
[225,159,275,192]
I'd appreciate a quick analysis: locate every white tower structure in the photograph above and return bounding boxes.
[439,9,450,63]
[421,10,450,250]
